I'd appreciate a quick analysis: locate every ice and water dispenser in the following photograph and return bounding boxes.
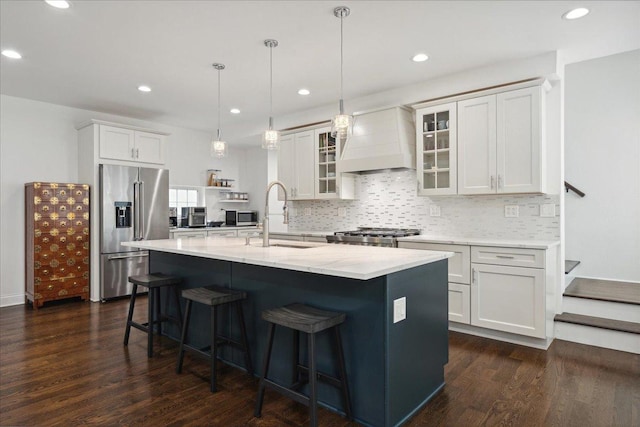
[115,202,132,228]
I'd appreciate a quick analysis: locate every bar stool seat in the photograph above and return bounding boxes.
[123,273,183,358]
[255,303,352,427]
[176,285,253,393]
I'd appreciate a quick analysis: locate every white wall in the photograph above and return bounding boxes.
[565,49,640,282]
[0,95,260,306]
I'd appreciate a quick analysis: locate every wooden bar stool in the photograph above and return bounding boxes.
[176,285,253,393]
[254,303,352,427]
[123,273,183,358]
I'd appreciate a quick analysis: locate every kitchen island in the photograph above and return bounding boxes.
[122,237,452,427]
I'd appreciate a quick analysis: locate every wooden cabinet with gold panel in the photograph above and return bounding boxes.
[25,182,90,309]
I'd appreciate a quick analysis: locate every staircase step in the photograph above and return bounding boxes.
[564,278,640,305]
[555,313,640,334]
[564,259,580,275]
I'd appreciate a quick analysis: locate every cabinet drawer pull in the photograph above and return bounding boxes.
[472,268,477,283]
[496,255,515,259]
[490,175,495,190]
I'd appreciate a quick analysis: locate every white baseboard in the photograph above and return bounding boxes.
[0,294,25,308]
[449,322,553,350]
[554,321,640,354]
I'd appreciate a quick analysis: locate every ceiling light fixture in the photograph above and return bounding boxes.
[412,53,429,62]
[230,108,240,114]
[2,49,22,59]
[137,85,151,92]
[262,39,280,150]
[44,0,71,9]
[562,7,590,20]
[331,6,353,140]
[298,89,310,96]
[211,63,228,158]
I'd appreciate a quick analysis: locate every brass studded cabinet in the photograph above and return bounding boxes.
[25,182,90,309]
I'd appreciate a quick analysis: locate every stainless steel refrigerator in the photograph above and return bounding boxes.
[99,164,169,300]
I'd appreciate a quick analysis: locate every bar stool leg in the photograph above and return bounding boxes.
[147,288,155,358]
[176,299,192,374]
[124,284,138,346]
[291,330,301,389]
[173,286,183,328]
[210,306,218,393]
[308,332,318,427]
[236,302,253,376]
[334,326,353,420]
[254,323,275,418]
[155,287,162,337]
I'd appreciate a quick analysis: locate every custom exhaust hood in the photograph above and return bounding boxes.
[338,106,416,173]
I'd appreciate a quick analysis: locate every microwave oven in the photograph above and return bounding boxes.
[181,207,207,227]
[225,210,258,226]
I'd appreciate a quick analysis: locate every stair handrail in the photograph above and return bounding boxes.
[564,181,585,197]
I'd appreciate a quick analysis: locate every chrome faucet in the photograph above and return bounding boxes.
[263,180,289,247]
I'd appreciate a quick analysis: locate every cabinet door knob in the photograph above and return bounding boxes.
[490,176,495,190]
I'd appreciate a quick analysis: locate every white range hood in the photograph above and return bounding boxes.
[339,106,416,173]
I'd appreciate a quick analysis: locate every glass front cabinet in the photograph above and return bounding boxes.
[314,126,355,199]
[415,102,457,195]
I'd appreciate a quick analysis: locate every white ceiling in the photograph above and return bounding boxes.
[1,1,639,145]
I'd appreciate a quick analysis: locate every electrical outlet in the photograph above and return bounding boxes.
[337,207,346,218]
[429,205,441,217]
[504,205,519,218]
[393,297,406,323]
[304,207,312,216]
[540,203,555,217]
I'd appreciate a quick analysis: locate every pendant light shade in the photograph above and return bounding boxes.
[331,6,353,140]
[262,39,280,150]
[211,63,228,158]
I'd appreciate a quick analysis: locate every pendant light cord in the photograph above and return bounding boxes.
[269,44,274,129]
[217,68,221,139]
[340,12,344,108]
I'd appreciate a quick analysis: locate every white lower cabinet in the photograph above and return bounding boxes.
[471,262,545,338]
[397,242,471,324]
[207,229,237,237]
[398,240,550,339]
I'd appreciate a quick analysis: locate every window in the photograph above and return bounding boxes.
[169,188,200,215]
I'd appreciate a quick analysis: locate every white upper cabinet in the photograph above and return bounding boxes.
[277,130,315,200]
[497,87,543,194]
[457,95,497,194]
[98,124,166,165]
[458,86,544,195]
[416,102,458,195]
[314,127,355,200]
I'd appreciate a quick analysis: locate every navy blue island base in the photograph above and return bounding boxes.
[150,251,448,427]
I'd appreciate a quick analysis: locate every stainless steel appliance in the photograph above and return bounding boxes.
[225,210,259,226]
[180,207,207,227]
[99,164,169,300]
[326,227,420,247]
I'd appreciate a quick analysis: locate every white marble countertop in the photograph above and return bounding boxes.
[122,237,452,280]
[396,235,560,249]
[170,226,258,232]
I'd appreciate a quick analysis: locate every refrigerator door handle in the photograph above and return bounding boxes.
[139,180,145,240]
[107,253,149,260]
[133,180,140,240]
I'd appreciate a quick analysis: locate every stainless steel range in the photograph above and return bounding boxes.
[326,227,421,247]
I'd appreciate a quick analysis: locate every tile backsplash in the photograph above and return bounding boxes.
[289,170,559,240]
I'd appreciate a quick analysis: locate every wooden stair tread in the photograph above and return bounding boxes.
[564,260,580,274]
[564,278,640,305]
[555,313,640,334]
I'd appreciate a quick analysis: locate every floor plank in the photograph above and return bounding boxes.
[1,298,639,426]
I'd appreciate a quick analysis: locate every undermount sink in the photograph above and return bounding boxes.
[269,243,314,249]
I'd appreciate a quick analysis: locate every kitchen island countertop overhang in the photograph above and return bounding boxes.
[122,237,453,280]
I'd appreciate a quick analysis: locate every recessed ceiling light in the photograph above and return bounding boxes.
[2,50,22,59]
[562,7,590,20]
[45,0,71,9]
[298,89,310,96]
[412,53,429,62]
[230,108,241,114]
[137,85,151,93]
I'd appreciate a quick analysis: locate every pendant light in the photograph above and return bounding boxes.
[211,63,228,158]
[262,39,280,150]
[331,6,353,140]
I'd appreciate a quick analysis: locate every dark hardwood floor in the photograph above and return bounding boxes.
[1,298,638,426]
